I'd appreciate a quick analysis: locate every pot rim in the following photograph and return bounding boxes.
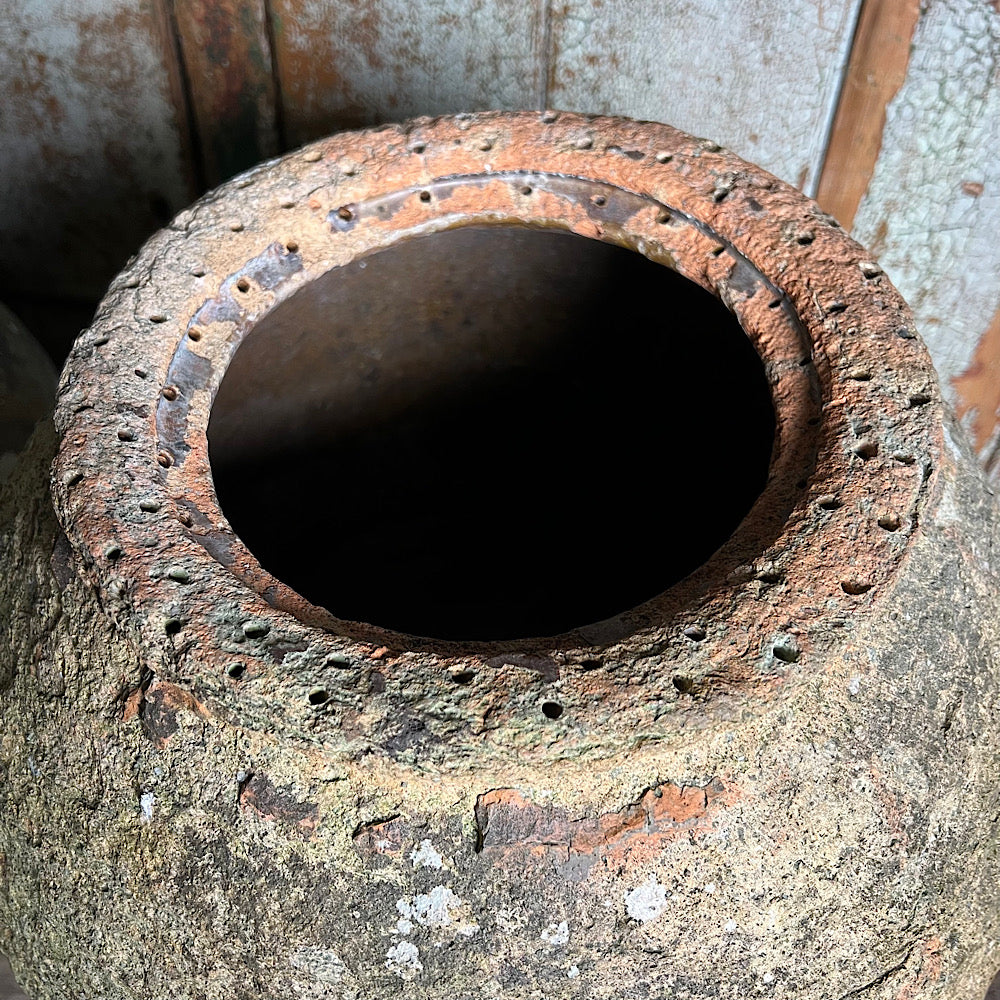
[50,111,942,750]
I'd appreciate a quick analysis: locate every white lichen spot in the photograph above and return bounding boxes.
[724,919,738,934]
[412,885,459,928]
[289,947,347,984]
[385,940,422,977]
[139,792,155,823]
[762,971,775,985]
[405,886,479,937]
[395,899,414,935]
[848,676,861,697]
[540,920,570,945]
[410,838,444,869]
[567,965,580,979]
[624,876,667,923]
[703,882,716,895]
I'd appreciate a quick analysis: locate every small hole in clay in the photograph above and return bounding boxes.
[162,385,178,401]
[591,194,606,207]
[164,618,182,635]
[308,688,330,706]
[841,580,873,596]
[227,663,246,680]
[672,675,694,693]
[410,142,426,154]
[419,190,432,202]
[117,427,136,442]
[236,278,250,293]
[772,641,800,663]
[521,185,533,196]
[878,515,901,531]
[188,328,203,342]
[853,440,878,460]
[451,670,475,685]
[285,241,299,253]
[541,701,564,720]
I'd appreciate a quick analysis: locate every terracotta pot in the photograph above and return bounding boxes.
[2,112,999,1000]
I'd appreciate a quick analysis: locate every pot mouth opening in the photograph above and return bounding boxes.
[207,224,776,642]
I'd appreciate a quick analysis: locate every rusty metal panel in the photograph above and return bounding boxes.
[0,0,195,302]
[545,0,862,191]
[850,1,1000,480]
[173,0,280,186]
[269,0,547,149]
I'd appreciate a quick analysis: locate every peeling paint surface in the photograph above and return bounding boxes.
[270,0,545,148]
[547,0,862,190]
[852,2,1000,435]
[0,0,192,300]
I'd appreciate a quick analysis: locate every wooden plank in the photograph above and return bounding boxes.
[0,0,196,303]
[172,0,280,186]
[816,0,921,230]
[849,2,1000,477]
[269,0,546,150]
[545,0,862,191]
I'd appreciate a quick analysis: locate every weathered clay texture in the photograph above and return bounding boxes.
[1,113,999,999]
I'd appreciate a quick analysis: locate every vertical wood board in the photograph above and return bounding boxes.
[850,0,1000,473]
[269,0,547,149]
[0,0,195,302]
[546,0,862,191]
[173,0,280,186]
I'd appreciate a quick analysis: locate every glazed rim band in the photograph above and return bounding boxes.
[51,112,941,747]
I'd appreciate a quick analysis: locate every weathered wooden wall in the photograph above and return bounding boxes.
[1,0,998,477]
